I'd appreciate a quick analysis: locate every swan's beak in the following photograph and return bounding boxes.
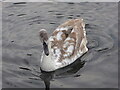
[43,41,49,56]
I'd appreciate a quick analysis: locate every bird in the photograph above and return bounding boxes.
[39,18,88,72]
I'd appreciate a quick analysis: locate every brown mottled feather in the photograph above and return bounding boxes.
[49,18,86,62]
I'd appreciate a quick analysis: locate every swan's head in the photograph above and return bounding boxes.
[39,29,49,56]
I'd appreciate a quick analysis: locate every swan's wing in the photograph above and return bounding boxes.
[49,19,88,63]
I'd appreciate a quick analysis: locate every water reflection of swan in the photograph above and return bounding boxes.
[39,18,88,72]
[40,57,85,90]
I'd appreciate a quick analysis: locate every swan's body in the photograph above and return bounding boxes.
[39,18,88,72]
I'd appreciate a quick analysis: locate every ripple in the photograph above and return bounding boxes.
[13,2,27,5]
[17,14,26,17]
[55,13,63,15]
[19,67,31,71]
[67,16,73,19]
[56,16,64,19]
[8,14,14,16]
[67,2,75,5]
[85,24,114,64]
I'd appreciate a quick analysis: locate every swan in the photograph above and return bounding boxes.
[39,18,88,72]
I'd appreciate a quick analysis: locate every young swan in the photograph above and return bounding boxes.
[39,18,88,72]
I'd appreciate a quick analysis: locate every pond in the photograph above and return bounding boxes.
[2,2,118,89]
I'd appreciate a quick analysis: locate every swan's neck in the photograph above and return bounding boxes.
[39,29,49,56]
[40,41,61,71]
[40,51,56,71]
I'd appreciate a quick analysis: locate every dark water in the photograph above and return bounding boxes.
[2,2,118,88]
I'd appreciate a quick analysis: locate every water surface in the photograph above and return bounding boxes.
[2,2,118,88]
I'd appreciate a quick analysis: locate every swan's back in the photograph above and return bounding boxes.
[48,18,88,65]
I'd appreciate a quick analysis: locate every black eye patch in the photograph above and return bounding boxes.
[43,42,49,56]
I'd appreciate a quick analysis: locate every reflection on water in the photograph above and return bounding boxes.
[40,58,85,90]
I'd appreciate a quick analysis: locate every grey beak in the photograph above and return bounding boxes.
[43,42,49,56]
